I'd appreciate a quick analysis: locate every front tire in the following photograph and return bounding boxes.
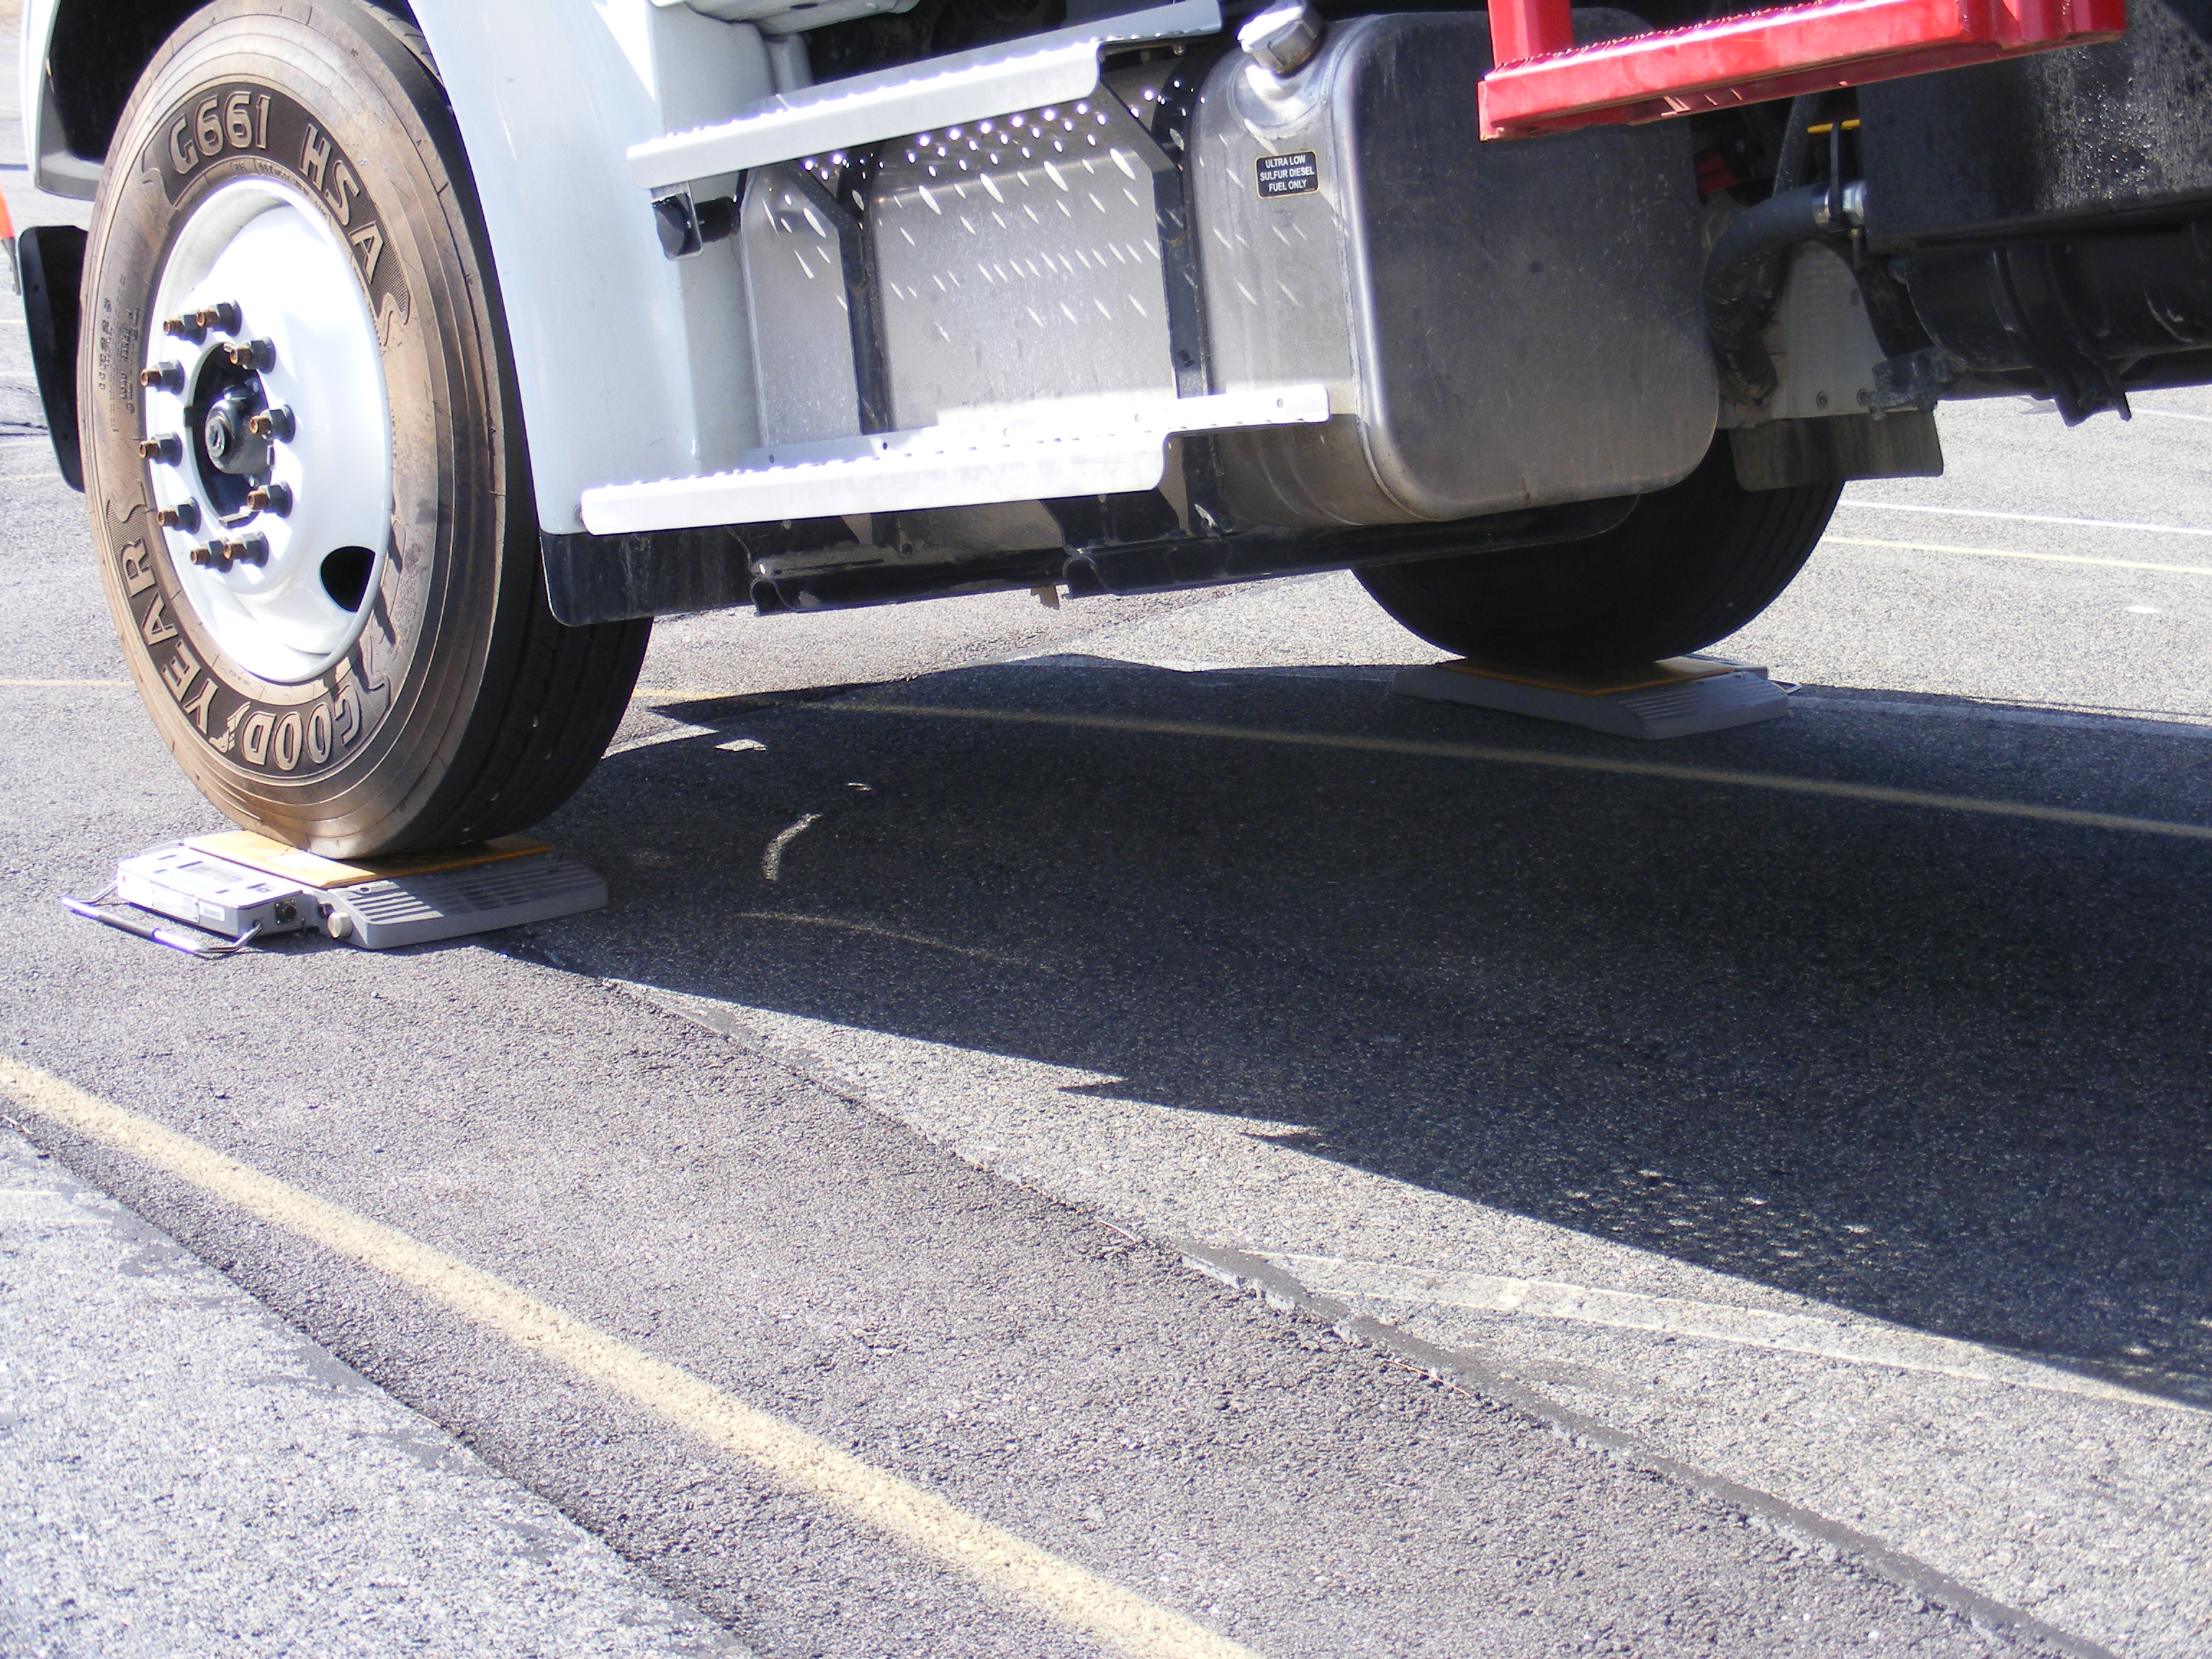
[1357,441,1841,672]
[81,0,646,858]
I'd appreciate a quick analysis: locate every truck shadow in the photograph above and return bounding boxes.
[539,655,2212,1404]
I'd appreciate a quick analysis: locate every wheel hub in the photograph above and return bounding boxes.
[200,379,271,477]
[138,179,392,686]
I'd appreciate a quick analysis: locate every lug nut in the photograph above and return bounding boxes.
[162,315,207,343]
[139,434,184,464]
[157,500,202,531]
[248,406,295,442]
[189,543,226,570]
[246,483,293,516]
[196,302,242,335]
[222,534,270,567]
[225,338,276,373]
[139,361,186,392]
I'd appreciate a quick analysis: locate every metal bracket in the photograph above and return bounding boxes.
[1478,0,2128,140]
[1870,344,1961,413]
[1985,242,2132,424]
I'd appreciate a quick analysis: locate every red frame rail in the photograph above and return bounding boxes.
[1480,0,2127,138]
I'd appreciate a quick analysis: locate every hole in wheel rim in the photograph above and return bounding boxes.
[320,547,375,611]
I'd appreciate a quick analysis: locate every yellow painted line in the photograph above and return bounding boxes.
[0,678,132,688]
[1824,536,2212,578]
[0,1057,1257,1659]
[827,702,2212,845]
[733,913,1035,968]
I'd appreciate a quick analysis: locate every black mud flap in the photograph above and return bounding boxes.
[540,526,757,624]
[1728,411,1943,491]
[19,225,86,492]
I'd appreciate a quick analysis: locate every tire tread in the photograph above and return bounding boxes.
[1357,445,1841,671]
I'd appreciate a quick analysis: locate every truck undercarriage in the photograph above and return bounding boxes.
[16,0,2212,853]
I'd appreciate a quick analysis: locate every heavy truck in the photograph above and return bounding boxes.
[10,0,2198,855]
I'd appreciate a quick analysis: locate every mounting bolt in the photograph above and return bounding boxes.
[196,302,242,335]
[246,483,293,516]
[157,500,202,531]
[139,434,184,464]
[225,338,276,373]
[1238,0,1323,74]
[139,361,186,393]
[223,534,271,567]
[248,406,295,442]
[162,315,207,343]
[188,543,228,570]
[652,194,704,260]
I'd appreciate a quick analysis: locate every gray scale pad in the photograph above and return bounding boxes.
[325,855,608,950]
[1393,660,1788,739]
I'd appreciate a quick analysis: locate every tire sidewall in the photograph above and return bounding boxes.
[81,0,526,853]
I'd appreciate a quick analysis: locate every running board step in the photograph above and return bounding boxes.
[627,0,1220,189]
[579,385,1329,535]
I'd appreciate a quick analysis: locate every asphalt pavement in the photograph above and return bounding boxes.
[0,1126,747,1657]
[4,27,2210,1658]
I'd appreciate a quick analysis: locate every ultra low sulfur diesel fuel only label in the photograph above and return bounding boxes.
[1256,150,1320,198]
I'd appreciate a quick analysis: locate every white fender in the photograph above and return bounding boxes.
[24,0,773,533]
[20,0,102,198]
[403,0,772,531]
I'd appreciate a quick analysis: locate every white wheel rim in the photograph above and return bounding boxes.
[141,179,393,687]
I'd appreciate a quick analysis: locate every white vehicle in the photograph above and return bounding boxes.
[14,0,2195,854]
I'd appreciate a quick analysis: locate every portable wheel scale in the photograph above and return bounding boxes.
[70,832,606,956]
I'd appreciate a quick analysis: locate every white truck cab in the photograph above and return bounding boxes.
[17,0,2195,855]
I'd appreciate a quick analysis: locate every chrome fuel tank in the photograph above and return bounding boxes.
[1190,11,1718,526]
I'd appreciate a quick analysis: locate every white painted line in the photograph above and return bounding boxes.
[717,737,768,754]
[1789,696,2212,739]
[0,1056,1259,1659]
[1272,1255,2193,1411]
[1823,535,2212,578]
[631,687,752,705]
[1835,500,2212,540]
[761,814,822,883]
[829,703,2212,845]
[606,721,721,757]
[998,655,1400,686]
[2133,406,2212,424]
[0,678,132,688]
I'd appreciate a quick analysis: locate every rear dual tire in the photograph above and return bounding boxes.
[1358,441,1842,672]
[82,0,645,858]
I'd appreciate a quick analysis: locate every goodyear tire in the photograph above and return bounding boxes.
[81,0,647,858]
[1356,441,1842,672]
